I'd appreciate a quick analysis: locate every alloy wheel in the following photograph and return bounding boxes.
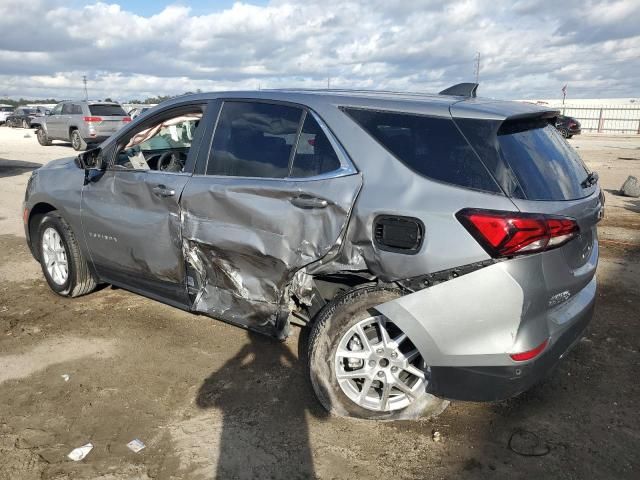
[41,227,68,285]
[334,315,428,412]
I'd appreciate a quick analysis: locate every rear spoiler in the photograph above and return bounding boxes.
[439,82,479,98]
[498,110,561,135]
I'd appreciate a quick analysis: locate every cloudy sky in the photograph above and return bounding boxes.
[0,0,638,101]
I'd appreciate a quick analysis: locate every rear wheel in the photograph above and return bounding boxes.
[70,129,87,151]
[36,212,97,297]
[308,286,446,419]
[37,128,52,146]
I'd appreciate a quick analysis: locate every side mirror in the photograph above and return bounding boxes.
[77,148,106,185]
[45,110,51,115]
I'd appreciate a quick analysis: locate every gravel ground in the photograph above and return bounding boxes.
[0,125,639,479]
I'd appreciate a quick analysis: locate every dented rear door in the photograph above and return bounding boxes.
[180,99,362,335]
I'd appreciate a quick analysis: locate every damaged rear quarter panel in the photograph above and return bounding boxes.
[180,174,362,334]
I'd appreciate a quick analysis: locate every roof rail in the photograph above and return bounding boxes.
[439,82,479,98]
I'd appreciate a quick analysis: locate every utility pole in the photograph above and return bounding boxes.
[327,77,330,89]
[83,75,88,101]
[474,52,481,84]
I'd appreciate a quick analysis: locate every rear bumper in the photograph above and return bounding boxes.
[427,297,593,401]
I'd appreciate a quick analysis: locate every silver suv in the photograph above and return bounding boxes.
[37,101,130,151]
[23,85,601,419]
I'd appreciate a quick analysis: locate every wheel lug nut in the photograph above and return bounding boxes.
[368,360,376,367]
[376,348,384,354]
[390,352,398,359]
[377,371,384,377]
[391,366,398,373]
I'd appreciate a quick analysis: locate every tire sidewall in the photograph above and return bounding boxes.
[309,287,432,420]
[71,130,83,151]
[37,215,75,295]
[22,119,28,128]
[37,128,49,146]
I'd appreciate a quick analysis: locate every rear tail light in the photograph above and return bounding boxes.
[510,338,549,362]
[83,116,102,123]
[122,116,132,123]
[456,209,579,257]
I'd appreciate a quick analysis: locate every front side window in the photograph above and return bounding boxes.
[207,101,303,178]
[51,104,63,115]
[61,104,73,114]
[113,110,203,172]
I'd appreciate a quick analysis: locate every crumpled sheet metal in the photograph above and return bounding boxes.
[180,175,362,335]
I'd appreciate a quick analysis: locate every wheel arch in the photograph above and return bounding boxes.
[28,202,58,260]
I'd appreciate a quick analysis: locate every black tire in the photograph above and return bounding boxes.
[70,129,87,151]
[37,128,52,146]
[22,119,29,129]
[36,212,97,297]
[567,134,573,139]
[307,285,447,420]
[559,128,569,138]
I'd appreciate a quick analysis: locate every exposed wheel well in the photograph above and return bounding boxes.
[69,126,78,136]
[28,203,57,260]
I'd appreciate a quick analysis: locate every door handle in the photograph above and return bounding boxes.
[152,184,176,197]
[290,194,328,209]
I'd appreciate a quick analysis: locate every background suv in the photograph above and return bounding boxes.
[5,106,38,128]
[555,114,582,138]
[0,104,13,124]
[23,86,601,419]
[37,101,131,150]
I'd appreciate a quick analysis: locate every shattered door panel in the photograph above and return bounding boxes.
[180,174,362,335]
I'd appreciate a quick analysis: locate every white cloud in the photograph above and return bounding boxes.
[0,0,638,101]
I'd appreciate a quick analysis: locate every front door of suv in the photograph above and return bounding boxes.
[46,103,64,138]
[80,101,212,307]
[180,99,362,335]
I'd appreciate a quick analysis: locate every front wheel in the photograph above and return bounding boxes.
[37,128,52,146]
[307,286,447,419]
[22,119,29,128]
[70,129,87,151]
[36,212,97,297]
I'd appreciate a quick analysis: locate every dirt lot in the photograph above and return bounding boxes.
[1,126,639,479]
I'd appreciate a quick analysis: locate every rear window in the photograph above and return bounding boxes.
[342,108,501,193]
[89,104,127,116]
[457,117,592,201]
[207,101,302,178]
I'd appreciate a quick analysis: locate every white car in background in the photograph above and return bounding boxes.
[0,104,13,124]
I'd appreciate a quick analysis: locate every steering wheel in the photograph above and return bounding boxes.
[157,151,185,172]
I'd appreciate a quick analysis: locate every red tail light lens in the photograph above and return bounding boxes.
[510,338,549,362]
[122,116,132,123]
[456,209,579,257]
[83,116,102,123]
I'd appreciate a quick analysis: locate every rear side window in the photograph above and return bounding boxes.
[71,104,82,115]
[89,104,127,116]
[343,108,501,193]
[456,118,593,201]
[207,101,302,178]
[291,114,341,177]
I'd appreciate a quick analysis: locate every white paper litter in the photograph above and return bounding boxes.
[127,439,146,453]
[67,443,93,461]
[61,374,70,382]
